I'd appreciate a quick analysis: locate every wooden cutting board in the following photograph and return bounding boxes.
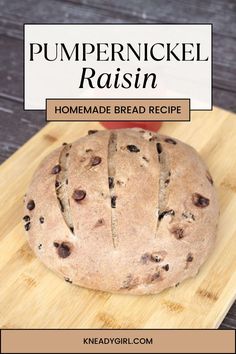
[0,107,236,329]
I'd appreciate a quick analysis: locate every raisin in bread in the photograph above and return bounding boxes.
[23,128,219,294]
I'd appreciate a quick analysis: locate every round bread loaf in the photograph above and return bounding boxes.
[23,128,219,294]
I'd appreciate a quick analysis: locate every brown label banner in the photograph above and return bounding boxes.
[46,99,190,122]
[1,329,235,353]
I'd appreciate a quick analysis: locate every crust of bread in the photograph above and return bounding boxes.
[23,129,219,295]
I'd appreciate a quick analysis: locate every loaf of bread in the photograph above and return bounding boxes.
[23,128,219,294]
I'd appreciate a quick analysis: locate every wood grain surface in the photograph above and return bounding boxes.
[0,0,235,328]
[0,108,236,329]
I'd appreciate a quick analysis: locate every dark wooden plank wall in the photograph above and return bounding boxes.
[0,0,235,329]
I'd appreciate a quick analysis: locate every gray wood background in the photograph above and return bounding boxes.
[0,0,235,329]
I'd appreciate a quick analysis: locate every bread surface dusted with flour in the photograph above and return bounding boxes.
[23,128,219,294]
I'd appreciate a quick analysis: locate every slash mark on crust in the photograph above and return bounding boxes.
[108,132,118,248]
[55,144,74,234]
[155,136,171,237]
